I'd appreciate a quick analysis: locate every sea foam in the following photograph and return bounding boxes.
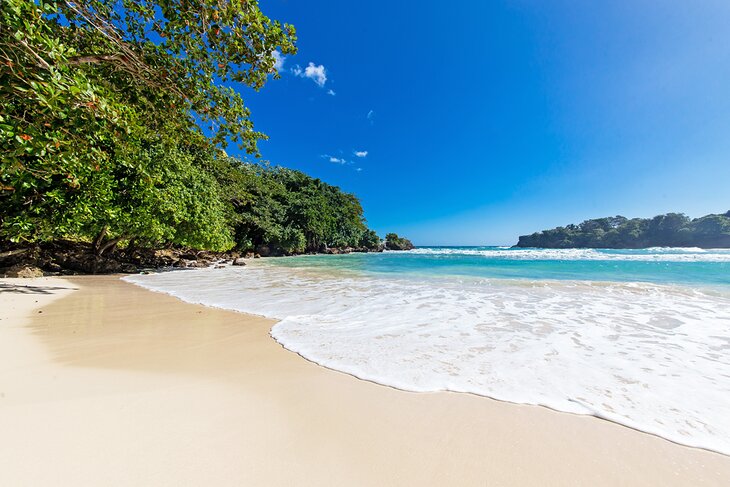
[125,259,730,455]
[408,246,730,262]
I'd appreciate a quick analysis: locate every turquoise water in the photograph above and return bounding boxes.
[269,246,730,287]
[127,245,730,454]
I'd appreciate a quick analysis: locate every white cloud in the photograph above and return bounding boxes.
[293,62,327,87]
[354,150,368,158]
[327,89,336,96]
[272,51,285,72]
[355,168,363,172]
[367,109,375,124]
[304,63,327,87]
[322,154,346,164]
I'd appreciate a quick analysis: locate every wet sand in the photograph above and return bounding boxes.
[1,275,729,486]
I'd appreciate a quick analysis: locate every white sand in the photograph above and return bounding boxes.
[1,275,728,486]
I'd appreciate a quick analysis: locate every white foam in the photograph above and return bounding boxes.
[409,247,730,262]
[125,264,730,455]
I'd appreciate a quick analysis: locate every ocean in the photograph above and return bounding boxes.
[125,247,730,454]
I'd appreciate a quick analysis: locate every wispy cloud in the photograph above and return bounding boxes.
[354,150,368,158]
[293,62,327,87]
[355,168,363,172]
[322,154,346,164]
[272,51,285,72]
[327,89,336,96]
[367,109,375,125]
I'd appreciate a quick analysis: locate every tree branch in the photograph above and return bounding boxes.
[67,54,128,65]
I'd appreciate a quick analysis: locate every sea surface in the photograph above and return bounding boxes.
[125,247,730,455]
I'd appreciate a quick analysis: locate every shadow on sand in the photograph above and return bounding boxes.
[0,283,76,295]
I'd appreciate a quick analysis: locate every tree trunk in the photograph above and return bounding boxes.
[98,237,124,257]
[93,226,108,255]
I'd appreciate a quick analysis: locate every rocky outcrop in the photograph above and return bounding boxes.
[3,264,44,278]
[514,210,730,249]
[0,237,401,277]
[0,241,243,276]
[384,233,415,251]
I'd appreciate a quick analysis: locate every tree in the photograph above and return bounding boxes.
[359,229,381,250]
[55,0,296,153]
[385,233,414,251]
[1,0,295,247]
[1,0,387,257]
[515,211,730,249]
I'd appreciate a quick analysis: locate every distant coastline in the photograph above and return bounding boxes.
[515,211,730,249]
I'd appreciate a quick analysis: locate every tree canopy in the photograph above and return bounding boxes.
[1,0,386,256]
[516,211,730,249]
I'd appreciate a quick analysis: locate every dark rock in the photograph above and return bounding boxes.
[232,258,247,266]
[4,264,44,278]
[255,245,271,257]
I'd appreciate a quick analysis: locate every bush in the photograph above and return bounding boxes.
[278,227,306,255]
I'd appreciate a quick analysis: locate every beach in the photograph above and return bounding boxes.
[1,275,729,486]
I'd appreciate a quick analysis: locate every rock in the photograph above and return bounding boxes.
[5,264,44,278]
[232,258,247,266]
[177,259,194,268]
[215,264,226,269]
[254,253,261,259]
[245,252,255,259]
[154,249,177,259]
[384,233,415,251]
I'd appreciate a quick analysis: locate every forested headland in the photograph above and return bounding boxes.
[0,0,406,274]
[515,211,730,249]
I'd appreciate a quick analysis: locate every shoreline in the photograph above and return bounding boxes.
[130,268,729,457]
[1,275,729,486]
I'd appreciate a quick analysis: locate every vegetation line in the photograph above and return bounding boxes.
[516,212,730,249]
[0,0,412,274]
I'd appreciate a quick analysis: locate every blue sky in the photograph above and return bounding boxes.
[237,0,730,245]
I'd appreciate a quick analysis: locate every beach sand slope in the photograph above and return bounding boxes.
[1,275,728,486]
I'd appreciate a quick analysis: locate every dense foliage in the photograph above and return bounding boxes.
[516,211,730,249]
[0,0,383,256]
[207,158,380,254]
[385,233,414,251]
